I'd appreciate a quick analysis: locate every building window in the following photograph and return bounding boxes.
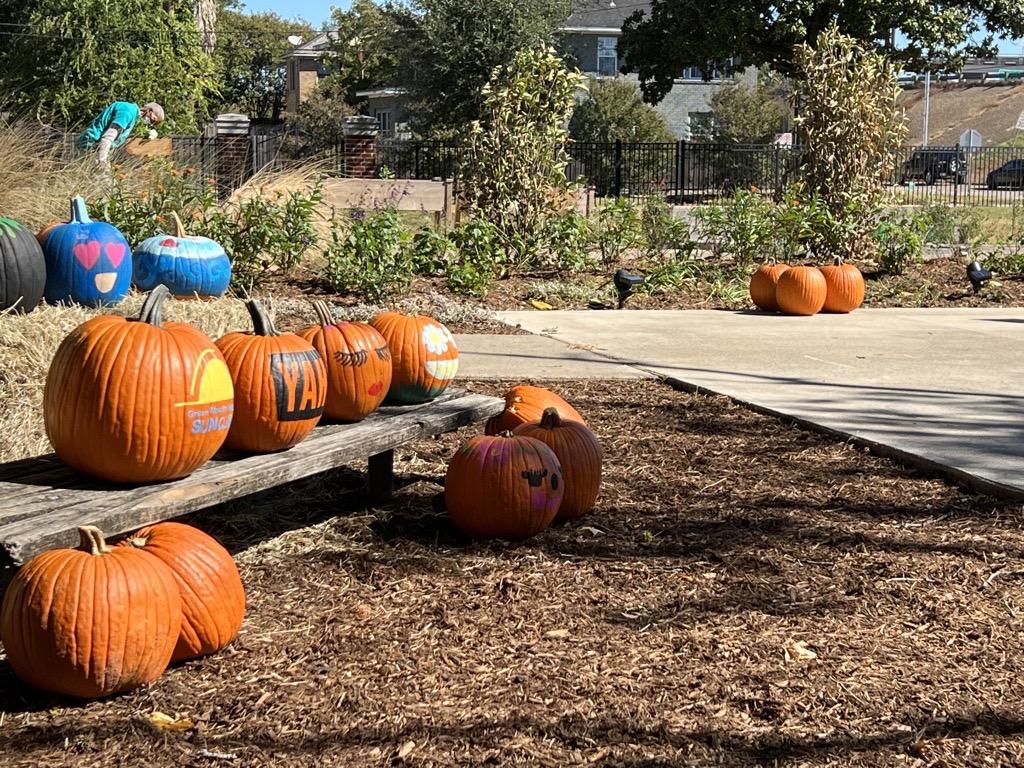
[375,109,392,135]
[680,58,736,81]
[597,37,618,77]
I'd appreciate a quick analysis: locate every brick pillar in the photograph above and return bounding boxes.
[342,115,379,178]
[214,113,252,197]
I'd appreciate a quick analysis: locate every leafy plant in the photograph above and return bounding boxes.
[542,212,593,272]
[875,213,926,275]
[694,189,777,266]
[639,195,691,258]
[323,208,414,301]
[592,198,641,265]
[446,217,502,296]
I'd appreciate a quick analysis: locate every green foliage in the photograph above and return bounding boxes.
[461,46,585,268]
[569,78,675,143]
[404,0,566,134]
[541,212,593,272]
[708,76,783,144]
[92,161,323,293]
[695,189,779,267]
[793,25,906,261]
[213,9,313,120]
[618,0,1024,102]
[445,218,503,296]
[874,213,926,275]
[591,198,641,265]
[323,209,414,302]
[283,78,359,153]
[639,195,690,259]
[917,204,986,246]
[410,227,454,274]
[0,0,215,132]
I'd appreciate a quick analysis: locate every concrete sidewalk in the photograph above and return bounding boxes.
[487,308,1024,498]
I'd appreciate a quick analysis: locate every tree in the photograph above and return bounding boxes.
[404,0,565,135]
[569,78,674,143]
[619,1,1024,104]
[213,8,313,120]
[0,0,215,132]
[708,76,783,143]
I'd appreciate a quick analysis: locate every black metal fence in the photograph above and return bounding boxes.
[376,139,462,181]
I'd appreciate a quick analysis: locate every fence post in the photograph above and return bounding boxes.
[614,139,623,198]
[676,140,686,201]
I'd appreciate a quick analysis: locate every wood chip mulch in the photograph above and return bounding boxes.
[2,379,1023,767]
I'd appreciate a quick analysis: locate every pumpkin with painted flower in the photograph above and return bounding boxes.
[43,196,133,307]
[134,212,232,298]
[370,312,459,404]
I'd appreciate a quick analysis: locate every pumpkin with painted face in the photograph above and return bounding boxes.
[0,216,46,312]
[298,301,392,422]
[44,285,235,483]
[134,212,232,297]
[216,300,327,453]
[43,196,133,307]
[370,312,459,404]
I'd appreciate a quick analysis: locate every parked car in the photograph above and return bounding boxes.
[900,148,968,185]
[986,159,1024,190]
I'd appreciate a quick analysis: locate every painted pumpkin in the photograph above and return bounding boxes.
[134,212,232,298]
[0,525,181,699]
[749,261,789,312]
[514,408,602,521]
[121,522,245,662]
[445,432,563,540]
[819,258,865,313]
[43,196,133,307]
[775,265,827,316]
[216,300,327,453]
[370,312,459,404]
[44,285,235,483]
[298,301,392,422]
[485,385,585,435]
[0,216,46,312]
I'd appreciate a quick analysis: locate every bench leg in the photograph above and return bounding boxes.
[367,450,395,502]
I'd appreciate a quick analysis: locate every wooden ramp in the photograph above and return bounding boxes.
[0,390,502,565]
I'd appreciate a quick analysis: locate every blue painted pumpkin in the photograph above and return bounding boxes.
[43,197,133,307]
[134,213,232,298]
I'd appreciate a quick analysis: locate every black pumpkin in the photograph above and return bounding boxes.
[0,217,46,313]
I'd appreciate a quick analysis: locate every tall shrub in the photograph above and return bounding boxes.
[793,25,906,260]
[460,46,585,267]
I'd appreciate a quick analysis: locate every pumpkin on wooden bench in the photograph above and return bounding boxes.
[370,312,459,404]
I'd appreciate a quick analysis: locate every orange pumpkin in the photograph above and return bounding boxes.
[298,301,392,422]
[0,526,181,698]
[514,407,602,521]
[445,432,563,539]
[775,265,827,316]
[749,261,789,311]
[216,300,327,453]
[370,312,459,404]
[121,522,245,662]
[819,258,865,313]
[486,385,585,435]
[44,284,234,483]
[36,219,63,248]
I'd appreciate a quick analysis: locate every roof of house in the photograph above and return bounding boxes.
[564,0,651,32]
[284,30,336,59]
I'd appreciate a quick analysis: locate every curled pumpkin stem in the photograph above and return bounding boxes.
[539,407,562,428]
[133,284,171,327]
[78,525,111,556]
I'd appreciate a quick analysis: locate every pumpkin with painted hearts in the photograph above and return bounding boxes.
[120,522,245,662]
[0,216,46,312]
[749,261,789,311]
[445,432,563,539]
[0,526,181,698]
[134,212,232,298]
[43,196,133,307]
[44,285,235,483]
[514,408,602,521]
[775,265,827,316]
[819,258,865,313]
[370,312,459,404]
[216,300,327,453]
[298,301,392,422]
[485,385,585,435]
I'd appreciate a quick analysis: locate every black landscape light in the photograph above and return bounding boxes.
[966,260,992,293]
[613,268,644,308]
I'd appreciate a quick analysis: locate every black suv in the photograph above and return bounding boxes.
[900,148,968,185]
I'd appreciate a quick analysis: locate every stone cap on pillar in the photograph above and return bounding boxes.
[343,115,380,138]
[215,113,251,136]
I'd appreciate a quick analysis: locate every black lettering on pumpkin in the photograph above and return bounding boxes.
[270,350,325,421]
[521,468,548,488]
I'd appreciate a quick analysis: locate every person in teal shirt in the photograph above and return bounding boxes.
[77,101,165,165]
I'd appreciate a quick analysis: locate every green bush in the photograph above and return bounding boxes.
[323,209,414,301]
[446,218,503,296]
[875,213,926,275]
[639,195,691,258]
[410,227,455,275]
[695,189,779,266]
[592,198,641,265]
[542,211,593,272]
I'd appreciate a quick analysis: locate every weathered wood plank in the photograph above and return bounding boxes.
[0,391,502,564]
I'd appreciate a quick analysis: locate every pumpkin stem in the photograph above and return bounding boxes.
[78,526,111,556]
[312,300,335,327]
[246,299,279,336]
[499,430,516,438]
[170,211,187,238]
[132,285,171,327]
[833,256,844,266]
[69,196,92,224]
[125,536,149,549]
[539,407,562,428]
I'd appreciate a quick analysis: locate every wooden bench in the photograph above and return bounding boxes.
[0,389,502,566]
